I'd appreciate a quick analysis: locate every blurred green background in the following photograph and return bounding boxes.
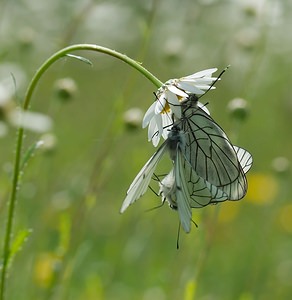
[0,0,292,299]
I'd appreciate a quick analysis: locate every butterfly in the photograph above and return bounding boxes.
[178,95,253,201]
[120,124,230,232]
[121,94,252,233]
[120,125,184,212]
[156,100,252,231]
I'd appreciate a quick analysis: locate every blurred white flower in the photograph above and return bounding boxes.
[8,108,52,133]
[123,107,144,129]
[0,68,53,136]
[143,68,218,146]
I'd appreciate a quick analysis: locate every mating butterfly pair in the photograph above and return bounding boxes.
[121,94,252,233]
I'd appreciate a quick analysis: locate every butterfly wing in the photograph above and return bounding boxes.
[179,153,228,207]
[174,147,192,233]
[210,145,253,201]
[181,107,251,200]
[159,147,229,221]
[173,145,230,233]
[120,142,168,213]
[233,146,253,174]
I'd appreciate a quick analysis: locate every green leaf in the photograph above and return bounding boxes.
[9,229,32,265]
[58,212,71,255]
[66,54,93,66]
[20,140,44,171]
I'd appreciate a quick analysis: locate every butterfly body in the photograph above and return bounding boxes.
[158,170,178,210]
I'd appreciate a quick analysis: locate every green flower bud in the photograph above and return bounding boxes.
[227,97,249,121]
[54,78,77,102]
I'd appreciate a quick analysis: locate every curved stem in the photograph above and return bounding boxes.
[23,44,163,110]
[0,44,163,299]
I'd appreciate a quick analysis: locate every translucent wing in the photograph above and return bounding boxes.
[181,106,251,200]
[179,153,228,207]
[120,142,168,213]
[159,148,229,233]
[159,166,228,209]
[121,126,185,214]
[208,146,253,201]
[211,145,253,200]
[233,146,253,174]
[174,149,192,233]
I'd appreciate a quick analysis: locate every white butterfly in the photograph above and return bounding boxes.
[121,95,253,233]
[121,124,249,233]
[156,95,253,232]
[121,125,198,232]
[120,125,182,212]
[179,95,253,201]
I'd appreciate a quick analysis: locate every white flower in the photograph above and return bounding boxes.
[143,68,218,146]
[0,73,53,135]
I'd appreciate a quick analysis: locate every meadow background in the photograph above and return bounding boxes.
[0,0,292,299]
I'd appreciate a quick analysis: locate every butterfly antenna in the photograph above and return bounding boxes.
[198,65,230,100]
[153,92,172,119]
[183,66,229,116]
[176,222,181,250]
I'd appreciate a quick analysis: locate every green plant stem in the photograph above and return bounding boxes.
[0,44,163,299]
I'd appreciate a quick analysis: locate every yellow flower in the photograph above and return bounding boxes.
[245,173,278,205]
[34,253,61,288]
[217,202,241,224]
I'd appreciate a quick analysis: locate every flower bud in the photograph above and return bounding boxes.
[54,78,77,102]
[123,107,143,129]
[39,133,57,154]
[227,97,249,121]
[272,156,290,175]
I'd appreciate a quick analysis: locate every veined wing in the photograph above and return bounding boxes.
[179,154,228,207]
[121,126,186,214]
[159,147,229,233]
[210,145,253,201]
[233,146,253,174]
[181,106,251,200]
[120,142,168,213]
[174,148,192,233]
[159,152,229,210]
